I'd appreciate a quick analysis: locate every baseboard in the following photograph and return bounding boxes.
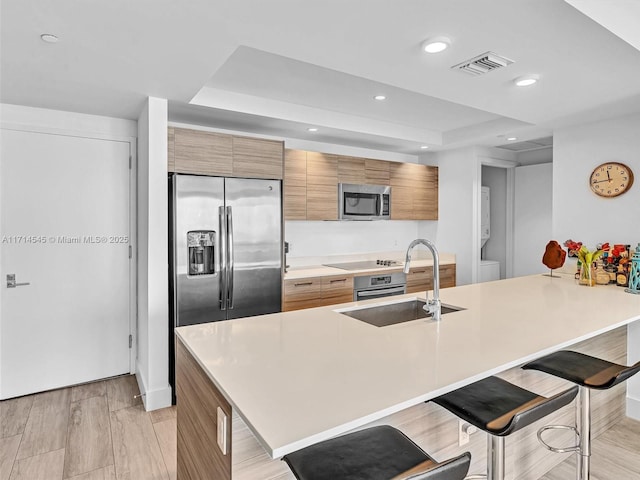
[135,365,173,411]
[627,395,640,420]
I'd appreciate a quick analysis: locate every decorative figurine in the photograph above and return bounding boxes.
[542,240,566,277]
[625,244,640,295]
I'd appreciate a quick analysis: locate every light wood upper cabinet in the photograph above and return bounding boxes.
[232,136,283,179]
[169,128,283,179]
[306,152,338,221]
[284,149,307,220]
[365,159,390,185]
[338,156,366,184]
[390,162,438,220]
[168,127,175,172]
[173,128,233,176]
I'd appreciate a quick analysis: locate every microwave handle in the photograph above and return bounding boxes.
[378,193,383,216]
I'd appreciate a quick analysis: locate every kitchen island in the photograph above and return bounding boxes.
[175,273,640,480]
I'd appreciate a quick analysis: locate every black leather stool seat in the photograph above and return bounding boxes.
[282,425,471,480]
[522,351,640,389]
[432,376,579,436]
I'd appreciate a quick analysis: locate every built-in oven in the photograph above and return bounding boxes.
[353,272,406,301]
[339,183,391,220]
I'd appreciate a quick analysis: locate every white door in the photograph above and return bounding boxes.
[0,128,132,399]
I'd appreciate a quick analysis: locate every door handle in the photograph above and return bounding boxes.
[7,274,30,288]
[226,206,234,309]
[219,206,227,310]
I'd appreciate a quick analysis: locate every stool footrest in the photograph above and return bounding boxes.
[537,425,580,453]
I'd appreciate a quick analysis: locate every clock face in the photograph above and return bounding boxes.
[589,162,634,198]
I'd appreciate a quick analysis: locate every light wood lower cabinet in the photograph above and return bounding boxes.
[284,266,454,311]
[321,275,354,305]
[176,339,231,480]
[283,275,353,312]
[406,264,456,294]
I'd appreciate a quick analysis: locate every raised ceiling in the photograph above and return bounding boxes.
[2,0,640,154]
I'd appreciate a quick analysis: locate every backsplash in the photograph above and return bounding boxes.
[284,220,440,267]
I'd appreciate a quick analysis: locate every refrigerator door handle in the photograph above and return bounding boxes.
[226,206,234,309]
[219,205,227,310]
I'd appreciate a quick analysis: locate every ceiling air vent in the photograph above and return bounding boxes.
[451,51,514,76]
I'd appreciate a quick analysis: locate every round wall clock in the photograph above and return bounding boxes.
[589,162,634,198]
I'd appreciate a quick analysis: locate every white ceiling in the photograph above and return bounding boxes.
[2,0,640,154]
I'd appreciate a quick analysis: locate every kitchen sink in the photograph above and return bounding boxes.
[337,299,464,327]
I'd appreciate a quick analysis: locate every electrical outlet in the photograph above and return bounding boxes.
[458,420,477,446]
[217,407,228,455]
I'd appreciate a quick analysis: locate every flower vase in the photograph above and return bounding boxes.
[579,263,596,286]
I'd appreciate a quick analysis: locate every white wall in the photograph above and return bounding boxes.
[513,163,553,276]
[421,147,516,285]
[137,98,171,410]
[552,112,640,419]
[553,113,640,247]
[481,166,507,278]
[285,220,425,260]
[421,147,478,285]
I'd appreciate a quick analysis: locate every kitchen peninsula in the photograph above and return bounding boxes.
[175,274,640,480]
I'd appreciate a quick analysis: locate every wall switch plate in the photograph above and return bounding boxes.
[458,420,477,446]
[217,407,228,455]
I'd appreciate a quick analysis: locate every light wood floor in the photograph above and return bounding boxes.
[2,377,640,480]
[0,375,176,480]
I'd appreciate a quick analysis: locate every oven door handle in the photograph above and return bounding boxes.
[357,286,406,297]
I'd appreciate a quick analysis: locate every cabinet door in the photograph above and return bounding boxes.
[391,187,413,220]
[307,152,338,220]
[440,264,456,288]
[168,127,175,172]
[284,149,307,220]
[413,166,438,220]
[406,267,432,294]
[322,275,354,305]
[338,156,366,184]
[283,277,323,312]
[174,128,233,176]
[232,136,283,179]
[365,159,390,185]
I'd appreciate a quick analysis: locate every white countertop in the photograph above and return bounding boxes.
[175,274,640,459]
[284,253,456,280]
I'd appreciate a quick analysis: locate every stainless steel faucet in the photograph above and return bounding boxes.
[403,239,441,322]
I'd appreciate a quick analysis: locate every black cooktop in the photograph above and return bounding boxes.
[323,260,401,271]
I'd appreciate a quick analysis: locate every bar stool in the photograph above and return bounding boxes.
[523,350,640,480]
[431,376,578,480]
[282,425,471,480]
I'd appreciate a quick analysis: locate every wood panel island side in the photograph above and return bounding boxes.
[175,274,640,480]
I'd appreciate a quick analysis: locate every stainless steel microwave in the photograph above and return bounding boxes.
[339,183,391,220]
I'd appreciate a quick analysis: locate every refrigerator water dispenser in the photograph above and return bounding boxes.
[187,231,215,276]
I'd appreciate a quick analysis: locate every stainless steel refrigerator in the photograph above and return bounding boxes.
[169,174,282,396]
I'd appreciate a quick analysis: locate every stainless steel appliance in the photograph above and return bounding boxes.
[353,272,406,301]
[339,183,391,220]
[169,174,282,398]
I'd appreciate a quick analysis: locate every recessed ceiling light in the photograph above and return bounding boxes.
[40,33,59,43]
[374,95,386,101]
[514,74,539,87]
[506,137,518,141]
[420,146,429,149]
[307,128,318,132]
[422,36,451,54]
